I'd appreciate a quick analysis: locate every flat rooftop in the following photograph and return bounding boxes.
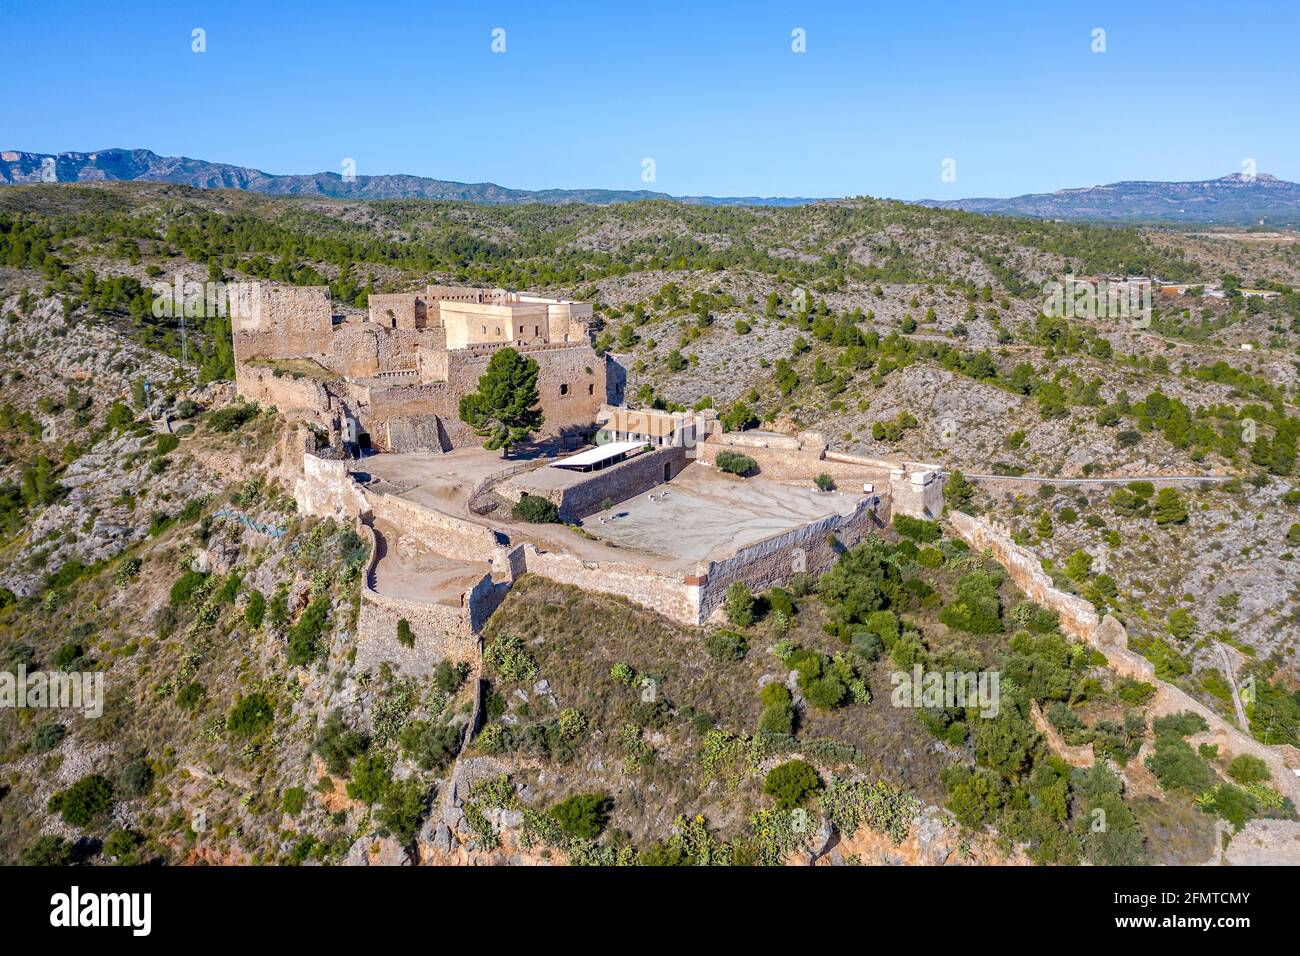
[581,462,865,564]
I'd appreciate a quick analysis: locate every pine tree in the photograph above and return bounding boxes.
[458,348,544,456]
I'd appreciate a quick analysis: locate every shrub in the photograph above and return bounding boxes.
[49,773,113,827]
[243,590,265,629]
[715,451,757,476]
[28,722,66,753]
[103,828,144,864]
[399,719,462,771]
[287,595,330,666]
[893,514,941,543]
[938,569,1003,634]
[396,618,414,648]
[1145,735,1215,793]
[207,402,257,433]
[154,433,180,456]
[277,786,307,817]
[767,587,795,617]
[21,835,74,866]
[814,473,835,491]
[1153,488,1188,525]
[550,792,613,839]
[484,634,539,683]
[705,629,748,661]
[227,692,274,738]
[724,581,756,627]
[121,759,154,798]
[609,662,636,686]
[512,494,559,523]
[916,547,943,568]
[1226,754,1269,785]
[176,681,205,712]
[432,659,469,694]
[169,570,208,607]
[763,759,822,810]
[1152,711,1208,738]
[315,710,368,776]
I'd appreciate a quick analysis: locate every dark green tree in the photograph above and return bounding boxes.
[458,348,544,456]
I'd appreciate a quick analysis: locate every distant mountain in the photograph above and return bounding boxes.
[917,173,1300,226]
[0,148,816,207]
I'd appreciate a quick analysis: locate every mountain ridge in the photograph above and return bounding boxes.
[0,147,816,207]
[4,148,1300,224]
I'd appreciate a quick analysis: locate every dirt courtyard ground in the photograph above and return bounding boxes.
[581,463,868,563]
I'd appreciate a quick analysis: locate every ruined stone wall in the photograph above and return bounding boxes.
[230,285,332,362]
[352,523,482,678]
[697,496,885,621]
[695,439,892,487]
[234,364,333,420]
[518,544,699,625]
[364,489,502,561]
[446,344,606,440]
[295,454,372,520]
[367,294,428,330]
[946,509,1300,803]
[504,446,688,521]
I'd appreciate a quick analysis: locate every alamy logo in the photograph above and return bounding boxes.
[49,886,151,936]
[890,665,1000,719]
[0,666,103,717]
[1042,276,1151,328]
[151,276,261,320]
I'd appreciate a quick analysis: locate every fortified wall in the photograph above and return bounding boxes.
[695,431,944,519]
[946,510,1300,804]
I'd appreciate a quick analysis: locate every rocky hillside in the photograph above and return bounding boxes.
[1,182,1297,865]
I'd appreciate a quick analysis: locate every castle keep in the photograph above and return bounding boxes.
[231,283,618,453]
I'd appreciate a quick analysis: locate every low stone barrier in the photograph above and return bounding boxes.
[946,509,1300,804]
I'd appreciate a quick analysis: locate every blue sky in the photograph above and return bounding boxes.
[3,0,1297,199]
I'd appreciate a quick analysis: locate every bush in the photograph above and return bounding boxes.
[814,473,835,491]
[724,581,756,627]
[103,828,144,864]
[767,587,795,617]
[512,494,559,523]
[243,590,265,629]
[549,792,613,839]
[893,514,941,543]
[1226,754,1269,785]
[763,759,822,810]
[49,773,113,827]
[154,433,180,456]
[21,835,74,866]
[432,659,469,694]
[705,629,748,661]
[176,681,205,712]
[1145,735,1215,794]
[315,710,368,776]
[227,692,274,738]
[396,618,414,648]
[28,722,66,753]
[282,787,308,816]
[485,634,539,683]
[206,402,257,433]
[938,569,1003,634]
[169,570,208,607]
[287,595,330,666]
[399,719,462,771]
[121,759,154,798]
[715,451,757,476]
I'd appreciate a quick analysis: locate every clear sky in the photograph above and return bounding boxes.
[3,0,1297,200]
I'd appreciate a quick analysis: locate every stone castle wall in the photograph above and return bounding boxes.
[352,521,485,678]
[230,285,332,360]
[697,495,886,620]
[502,446,688,521]
[516,543,700,624]
[234,364,333,420]
[946,509,1300,804]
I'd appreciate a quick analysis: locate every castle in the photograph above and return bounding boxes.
[230,283,623,454]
